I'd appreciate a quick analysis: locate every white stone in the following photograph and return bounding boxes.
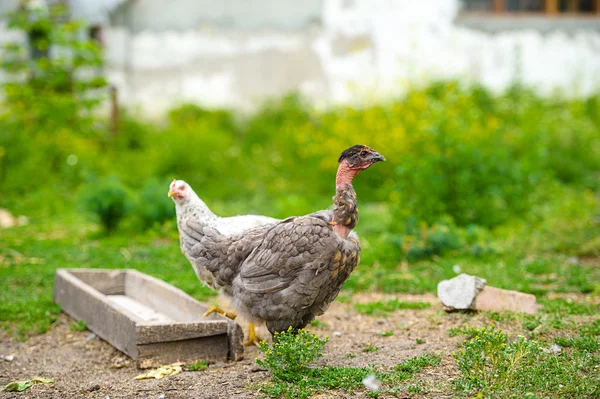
[437,274,486,310]
[362,374,381,391]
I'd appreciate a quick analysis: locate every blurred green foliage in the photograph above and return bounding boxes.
[0,3,598,258]
[80,175,129,232]
[1,81,599,254]
[0,3,106,214]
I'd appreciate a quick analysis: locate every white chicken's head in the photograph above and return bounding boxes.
[167,179,190,202]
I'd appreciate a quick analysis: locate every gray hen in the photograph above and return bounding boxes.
[179,145,385,336]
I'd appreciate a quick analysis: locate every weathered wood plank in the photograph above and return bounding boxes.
[136,321,228,345]
[125,270,244,360]
[54,269,138,358]
[125,270,210,322]
[53,269,245,365]
[67,269,125,295]
[136,335,229,369]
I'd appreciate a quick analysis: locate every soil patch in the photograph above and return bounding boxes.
[0,293,463,399]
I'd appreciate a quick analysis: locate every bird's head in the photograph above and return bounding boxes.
[168,179,190,202]
[338,145,386,169]
[336,145,385,186]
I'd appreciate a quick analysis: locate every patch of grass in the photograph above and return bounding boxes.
[362,344,379,353]
[580,318,600,336]
[343,353,357,360]
[453,326,541,394]
[187,361,208,371]
[258,365,377,399]
[256,328,329,382]
[554,336,600,352]
[70,320,87,331]
[453,325,600,398]
[415,338,425,344]
[346,254,600,297]
[407,384,425,394]
[256,329,444,398]
[540,297,599,316]
[379,330,394,337]
[522,314,542,331]
[309,320,328,329]
[485,311,515,323]
[448,326,480,338]
[395,353,441,375]
[355,299,431,317]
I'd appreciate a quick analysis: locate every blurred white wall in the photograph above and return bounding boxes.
[2,0,600,113]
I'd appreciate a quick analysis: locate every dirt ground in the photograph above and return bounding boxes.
[0,293,466,399]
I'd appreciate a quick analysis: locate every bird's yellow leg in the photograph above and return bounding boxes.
[203,305,237,320]
[243,323,264,347]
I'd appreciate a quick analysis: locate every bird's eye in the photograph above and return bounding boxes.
[179,185,186,190]
[360,150,368,156]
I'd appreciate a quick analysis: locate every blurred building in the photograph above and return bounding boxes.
[1,0,599,113]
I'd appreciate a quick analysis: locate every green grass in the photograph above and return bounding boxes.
[394,353,441,376]
[362,344,379,353]
[70,320,87,331]
[345,254,600,297]
[448,326,482,338]
[187,361,208,372]
[453,326,600,398]
[309,320,328,329]
[540,297,599,316]
[378,330,394,337]
[256,329,444,398]
[554,336,599,352]
[354,299,431,317]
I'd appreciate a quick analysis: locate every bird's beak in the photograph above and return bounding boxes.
[167,191,176,198]
[369,151,386,163]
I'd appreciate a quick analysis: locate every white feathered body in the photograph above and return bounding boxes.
[174,186,278,287]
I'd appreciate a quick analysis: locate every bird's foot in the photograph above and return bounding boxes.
[243,323,264,347]
[203,306,237,320]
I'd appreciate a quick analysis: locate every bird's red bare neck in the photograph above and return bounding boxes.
[335,160,360,188]
[333,160,359,239]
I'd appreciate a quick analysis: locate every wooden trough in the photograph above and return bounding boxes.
[53,269,244,368]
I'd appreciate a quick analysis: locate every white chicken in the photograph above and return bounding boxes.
[168,179,278,344]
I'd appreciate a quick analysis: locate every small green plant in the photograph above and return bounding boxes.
[554,336,599,352]
[447,326,480,338]
[70,320,87,331]
[485,311,514,323]
[362,344,379,353]
[407,384,425,394]
[355,299,431,316]
[580,318,600,336]
[453,326,541,394]
[309,320,328,329]
[256,328,329,382]
[187,360,208,371]
[343,353,357,359]
[541,298,598,316]
[132,178,175,230]
[522,315,541,331]
[395,353,441,376]
[379,330,394,337]
[81,175,129,233]
[415,338,425,344]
